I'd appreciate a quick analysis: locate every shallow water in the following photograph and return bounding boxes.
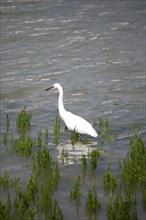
[1,0,146,219]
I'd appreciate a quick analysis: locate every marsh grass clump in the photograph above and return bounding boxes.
[40,182,52,217]
[0,171,10,190]
[52,200,63,220]
[6,114,10,132]
[90,148,100,172]
[13,191,35,220]
[25,174,38,202]
[98,118,113,146]
[86,185,100,219]
[0,174,36,220]
[45,128,49,145]
[54,115,60,145]
[13,135,34,157]
[81,154,87,177]
[0,171,20,191]
[2,132,8,146]
[0,197,11,220]
[120,133,146,195]
[33,146,60,192]
[60,148,68,165]
[141,182,146,209]
[53,160,60,188]
[69,128,80,146]
[103,163,118,195]
[106,194,137,220]
[1,110,64,220]
[33,146,52,172]
[16,107,32,135]
[37,130,42,148]
[40,187,63,220]
[70,175,82,204]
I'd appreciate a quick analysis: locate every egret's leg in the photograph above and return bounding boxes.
[64,125,68,131]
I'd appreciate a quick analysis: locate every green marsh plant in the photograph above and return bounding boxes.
[81,154,87,177]
[16,106,32,135]
[69,175,82,218]
[6,114,10,132]
[141,181,146,209]
[2,132,7,146]
[33,146,60,192]
[0,171,10,190]
[45,128,49,145]
[98,118,113,146]
[37,130,42,149]
[52,200,63,220]
[0,171,20,191]
[86,185,100,220]
[69,128,80,146]
[103,163,118,196]
[54,115,60,145]
[70,175,82,204]
[120,133,146,195]
[90,148,100,172]
[106,194,137,220]
[13,135,34,158]
[60,148,68,165]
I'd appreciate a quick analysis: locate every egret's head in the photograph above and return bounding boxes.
[45,83,62,91]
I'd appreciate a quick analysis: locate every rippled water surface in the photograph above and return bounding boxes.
[1,0,146,219]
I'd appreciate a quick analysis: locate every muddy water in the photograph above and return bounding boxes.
[1,0,146,219]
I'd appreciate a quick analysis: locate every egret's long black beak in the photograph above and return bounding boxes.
[45,86,54,91]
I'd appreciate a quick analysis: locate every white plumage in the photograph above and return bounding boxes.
[45,83,98,138]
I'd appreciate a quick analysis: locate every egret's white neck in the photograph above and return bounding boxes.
[57,85,66,119]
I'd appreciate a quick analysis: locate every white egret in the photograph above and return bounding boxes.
[45,83,98,138]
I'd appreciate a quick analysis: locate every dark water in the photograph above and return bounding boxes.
[1,0,146,219]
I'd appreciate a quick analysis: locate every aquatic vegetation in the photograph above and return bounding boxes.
[0,171,20,191]
[54,115,60,145]
[106,194,137,220]
[53,160,60,188]
[1,107,146,219]
[0,195,11,220]
[70,175,82,204]
[98,118,113,146]
[33,145,60,192]
[52,200,63,220]
[37,130,42,148]
[2,132,7,146]
[0,110,63,220]
[45,128,49,145]
[25,174,38,202]
[60,148,68,165]
[0,159,61,220]
[16,106,32,135]
[33,146,52,172]
[13,191,35,220]
[0,171,10,190]
[103,163,118,195]
[6,114,10,132]
[86,185,100,219]
[81,154,87,176]
[89,148,100,172]
[120,133,146,195]
[40,182,52,218]
[141,181,146,209]
[69,128,80,146]
[13,135,34,158]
